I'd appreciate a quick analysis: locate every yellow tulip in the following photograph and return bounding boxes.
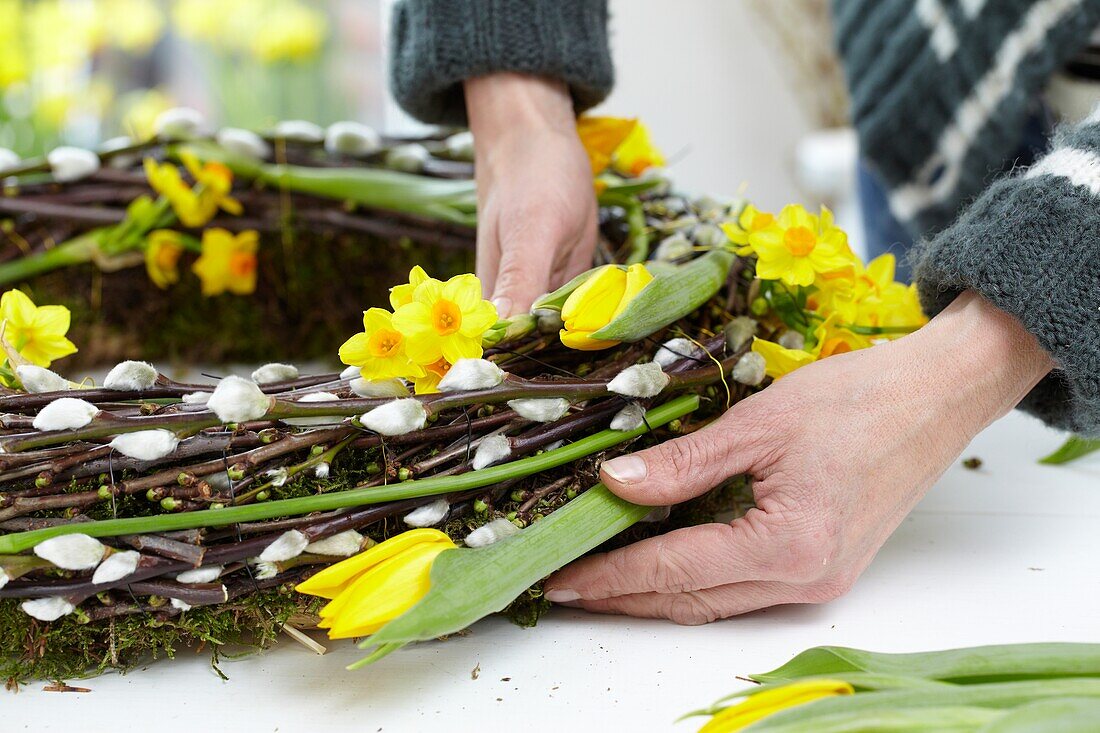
[559,263,653,351]
[698,679,854,732]
[191,228,258,296]
[0,289,77,368]
[751,337,816,380]
[144,229,184,289]
[339,307,426,383]
[391,273,498,366]
[297,529,456,640]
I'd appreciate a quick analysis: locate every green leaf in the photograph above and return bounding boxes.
[1039,436,1100,465]
[530,267,615,313]
[0,395,699,554]
[748,705,1001,733]
[752,644,1100,686]
[349,397,702,669]
[592,249,735,342]
[977,697,1100,732]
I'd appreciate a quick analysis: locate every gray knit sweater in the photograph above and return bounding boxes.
[389,0,1100,436]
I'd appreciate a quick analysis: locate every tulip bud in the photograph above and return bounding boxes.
[103,360,157,391]
[437,358,505,392]
[251,362,299,385]
[33,533,107,570]
[259,530,308,563]
[17,365,70,393]
[216,127,271,159]
[22,597,76,621]
[385,143,429,173]
[359,398,428,436]
[559,263,653,350]
[176,565,223,584]
[463,517,521,548]
[208,375,273,423]
[154,107,205,140]
[507,398,571,423]
[33,397,98,431]
[610,402,647,431]
[273,119,325,142]
[109,429,179,461]
[349,377,410,398]
[608,362,669,398]
[92,550,141,584]
[654,337,703,369]
[324,121,382,156]
[403,498,450,528]
[472,434,512,470]
[47,146,100,182]
[305,530,364,557]
[732,351,766,386]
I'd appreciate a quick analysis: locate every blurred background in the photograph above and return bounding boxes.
[0,0,861,243]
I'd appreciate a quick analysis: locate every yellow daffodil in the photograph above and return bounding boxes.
[612,120,665,176]
[143,153,242,228]
[808,253,927,337]
[391,273,499,365]
[559,263,653,351]
[0,289,77,368]
[144,229,184,289]
[811,314,870,359]
[412,357,452,395]
[249,1,326,64]
[737,204,854,288]
[751,336,816,380]
[339,308,426,382]
[297,529,457,640]
[192,228,258,296]
[721,205,777,252]
[698,679,854,732]
[576,116,637,175]
[389,265,434,310]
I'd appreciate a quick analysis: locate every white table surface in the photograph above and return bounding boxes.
[7,410,1100,732]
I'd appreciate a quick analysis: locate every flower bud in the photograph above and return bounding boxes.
[560,263,653,350]
[778,330,805,351]
[208,375,273,423]
[109,429,179,461]
[264,467,290,487]
[507,398,570,423]
[251,362,299,385]
[608,362,669,398]
[47,146,100,182]
[403,498,449,528]
[170,598,193,612]
[305,530,364,557]
[273,119,324,142]
[654,232,693,262]
[216,127,270,159]
[691,223,726,248]
[349,377,410,398]
[103,360,157,391]
[384,143,429,173]
[176,565,223,584]
[33,397,98,431]
[463,517,521,548]
[92,550,141,584]
[101,136,140,169]
[444,130,475,160]
[654,337,703,369]
[324,121,382,156]
[359,398,428,436]
[154,107,205,140]
[284,391,342,427]
[472,434,511,470]
[33,533,107,570]
[22,597,75,621]
[314,462,330,479]
[182,391,211,405]
[437,358,505,392]
[732,351,766,386]
[724,316,758,352]
[0,147,19,171]
[259,530,308,563]
[17,365,70,393]
[610,402,647,431]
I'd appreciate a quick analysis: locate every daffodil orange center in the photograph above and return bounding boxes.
[229,252,256,277]
[431,299,462,335]
[156,245,181,269]
[368,328,403,358]
[426,358,451,378]
[784,226,816,257]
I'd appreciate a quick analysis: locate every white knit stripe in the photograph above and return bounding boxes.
[916,0,959,61]
[959,0,988,19]
[1026,147,1100,196]
[890,0,1085,222]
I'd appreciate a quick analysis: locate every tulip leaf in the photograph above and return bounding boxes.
[752,644,1100,686]
[978,697,1100,732]
[349,396,701,669]
[592,249,735,342]
[1039,436,1100,465]
[530,266,622,313]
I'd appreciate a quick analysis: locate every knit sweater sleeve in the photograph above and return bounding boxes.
[913,108,1100,436]
[388,0,614,126]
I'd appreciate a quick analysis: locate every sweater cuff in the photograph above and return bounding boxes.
[913,110,1100,436]
[389,0,614,126]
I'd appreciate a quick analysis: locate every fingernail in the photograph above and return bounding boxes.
[545,588,581,603]
[491,297,513,318]
[602,455,647,484]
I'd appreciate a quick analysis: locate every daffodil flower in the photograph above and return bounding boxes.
[698,679,854,732]
[576,116,638,175]
[612,120,665,176]
[192,228,258,296]
[143,153,242,228]
[391,274,498,365]
[559,263,653,351]
[734,204,854,288]
[339,308,426,382]
[751,336,816,380]
[412,357,452,395]
[144,229,184,289]
[388,265,433,310]
[0,289,77,368]
[721,204,777,252]
[811,313,870,359]
[296,528,456,640]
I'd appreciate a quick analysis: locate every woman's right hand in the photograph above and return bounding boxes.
[464,73,598,318]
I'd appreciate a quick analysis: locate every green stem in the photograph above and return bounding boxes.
[599,191,650,264]
[0,396,699,553]
[0,232,103,286]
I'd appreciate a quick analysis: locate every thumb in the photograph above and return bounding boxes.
[490,241,555,318]
[600,416,757,506]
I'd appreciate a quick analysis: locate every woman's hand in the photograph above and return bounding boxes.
[545,293,1054,623]
[464,73,598,317]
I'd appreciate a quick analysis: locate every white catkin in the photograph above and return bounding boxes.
[207,375,272,423]
[33,533,106,570]
[437,358,506,392]
[182,391,211,405]
[253,562,279,581]
[283,392,342,427]
[109,429,179,461]
[472,434,511,470]
[16,365,69,393]
[22,597,76,621]
[325,121,382,155]
[153,107,204,139]
[778,331,805,351]
[340,364,362,380]
[259,530,308,562]
[0,568,9,590]
[273,119,324,142]
[103,360,157,391]
[654,338,701,369]
[47,146,100,182]
[359,398,427,436]
[216,127,270,159]
[264,467,289,487]
[92,550,141,584]
[101,136,139,169]
[305,530,364,557]
[610,402,647,431]
[654,232,694,261]
[607,362,670,398]
[724,316,758,352]
[350,377,410,398]
[444,130,475,160]
[176,565,223,584]
[403,498,449,528]
[170,598,193,612]
[732,352,766,387]
[507,398,571,422]
[385,143,429,172]
[251,362,299,384]
[313,462,330,479]
[463,518,521,548]
[0,147,19,170]
[33,397,98,431]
